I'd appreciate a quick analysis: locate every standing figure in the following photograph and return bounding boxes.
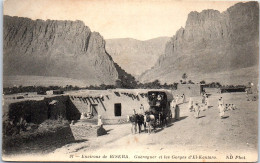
[157,95,162,101]
[175,104,180,120]
[86,111,92,119]
[194,103,200,119]
[220,97,224,105]
[219,104,225,118]
[138,104,145,115]
[80,112,86,119]
[127,109,138,134]
[202,94,206,104]
[227,104,232,111]
[218,98,221,107]
[246,89,250,101]
[188,97,193,112]
[171,100,176,120]
[205,96,209,109]
[182,94,186,103]
[218,97,224,107]
[98,115,103,126]
[175,95,179,105]
[225,104,229,111]
[171,100,176,109]
[137,104,146,132]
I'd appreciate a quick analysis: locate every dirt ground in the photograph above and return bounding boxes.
[4,92,258,162]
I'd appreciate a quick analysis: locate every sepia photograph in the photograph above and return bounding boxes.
[2,0,259,162]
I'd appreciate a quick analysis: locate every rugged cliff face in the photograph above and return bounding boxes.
[139,2,259,84]
[3,16,132,86]
[105,37,170,76]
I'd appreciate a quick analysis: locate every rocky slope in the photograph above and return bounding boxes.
[3,16,134,86]
[105,37,170,76]
[139,2,259,84]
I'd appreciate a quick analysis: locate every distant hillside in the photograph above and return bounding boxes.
[105,37,170,76]
[3,16,135,87]
[139,2,259,85]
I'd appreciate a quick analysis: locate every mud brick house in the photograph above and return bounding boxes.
[68,89,151,124]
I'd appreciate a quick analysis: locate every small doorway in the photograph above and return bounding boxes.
[114,103,121,116]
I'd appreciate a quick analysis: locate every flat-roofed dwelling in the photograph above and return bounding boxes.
[69,89,164,124]
[3,85,202,126]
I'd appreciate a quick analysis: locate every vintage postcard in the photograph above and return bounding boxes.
[2,0,259,162]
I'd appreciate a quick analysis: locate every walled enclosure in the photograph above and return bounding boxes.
[2,95,80,155]
[204,88,220,94]
[3,96,81,126]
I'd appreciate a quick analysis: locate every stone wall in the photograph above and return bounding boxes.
[3,95,81,137]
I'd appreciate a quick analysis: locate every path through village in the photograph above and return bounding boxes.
[47,93,257,161]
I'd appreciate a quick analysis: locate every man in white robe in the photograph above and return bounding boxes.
[219,104,225,118]
[194,103,200,118]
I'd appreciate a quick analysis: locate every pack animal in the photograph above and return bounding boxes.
[127,114,137,134]
[136,114,146,133]
[158,108,171,128]
[127,114,146,134]
[144,111,156,134]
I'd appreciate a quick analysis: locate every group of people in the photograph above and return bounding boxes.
[187,94,209,118]
[172,94,186,106]
[218,97,238,118]
[128,101,179,134]
[127,104,153,134]
[187,94,238,119]
[188,100,202,119]
[128,92,240,134]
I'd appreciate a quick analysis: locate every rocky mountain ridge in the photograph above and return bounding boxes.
[139,2,259,84]
[3,15,134,86]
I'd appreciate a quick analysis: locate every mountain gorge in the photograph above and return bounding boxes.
[139,2,259,85]
[3,15,134,87]
[105,37,170,76]
[3,2,259,87]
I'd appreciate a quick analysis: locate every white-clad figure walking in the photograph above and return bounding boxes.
[98,115,103,126]
[182,94,186,103]
[175,95,179,105]
[194,103,200,119]
[171,100,176,109]
[219,103,225,118]
[218,97,224,107]
[170,100,176,119]
[205,96,209,109]
[220,97,224,105]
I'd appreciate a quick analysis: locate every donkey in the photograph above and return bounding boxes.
[136,114,146,133]
[127,114,138,134]
[144,111,156,134]
[127,114,147,134]
[159,108,171,128]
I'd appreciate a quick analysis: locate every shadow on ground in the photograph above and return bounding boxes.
[221,116,230,119]
[197,115,206,119]
[68,139,88,144]
[174,116,188,122]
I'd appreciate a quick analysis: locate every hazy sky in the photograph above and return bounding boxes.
[4,0,240,40]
